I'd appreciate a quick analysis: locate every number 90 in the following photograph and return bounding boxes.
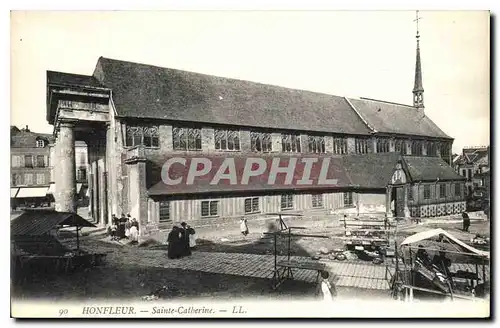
[59,309,68,316]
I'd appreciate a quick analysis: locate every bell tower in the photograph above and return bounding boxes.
[413,10,424,108]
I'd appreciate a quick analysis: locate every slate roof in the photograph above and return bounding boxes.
[92,57,372,135]
[342,152,401,189]
[11,129,54,148]
[454,147,489,166]
[347,98,452,139]
[146,154,354,196]
[146,152,465,196]
[402,156,466,182]
[47,57,453,140]
[11,210,95,236]
[47,71,104,89]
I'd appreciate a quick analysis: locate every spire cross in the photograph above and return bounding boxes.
[414,10,422,37]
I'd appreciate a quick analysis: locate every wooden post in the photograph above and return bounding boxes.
[76,225,80,251]
[287,228,291,262]
[482,258,486,283]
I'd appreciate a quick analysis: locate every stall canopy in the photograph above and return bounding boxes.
[401,228,490,259]
[11,188,19,198]
[16,186,49,198]
[11,210,95,237]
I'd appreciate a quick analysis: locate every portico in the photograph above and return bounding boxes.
[47,71,110,224]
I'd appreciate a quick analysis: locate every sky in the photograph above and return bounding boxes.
[10,10,490,154]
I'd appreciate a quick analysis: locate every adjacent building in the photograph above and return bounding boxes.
[453,146,490,207]
[10,125,53,209]
[45,24,466,236]
[11,125,89,210]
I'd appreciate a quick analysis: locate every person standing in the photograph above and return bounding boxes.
[186,224,196,249]
[167,226,182,259]
[240,218,249,236]
[180,222,192,256]
[462,211,471,232]
[316,271,337,301]
[125,215,132,239]
[129,218,140,244]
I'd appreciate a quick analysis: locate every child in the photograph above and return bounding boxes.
[317,270,337,301]
[240,218,249,236]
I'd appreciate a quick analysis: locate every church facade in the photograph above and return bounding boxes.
[46,34,465,234]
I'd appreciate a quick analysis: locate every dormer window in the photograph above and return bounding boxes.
[36,139,45,148]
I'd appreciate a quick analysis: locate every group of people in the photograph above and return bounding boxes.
[167,222,196,259]
[108,214,140,244]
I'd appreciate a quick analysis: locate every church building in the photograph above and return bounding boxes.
[45,22,465,235]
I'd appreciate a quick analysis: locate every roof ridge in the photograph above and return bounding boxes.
[359,97,415,108]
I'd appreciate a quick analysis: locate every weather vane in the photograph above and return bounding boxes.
[414,10,422,38]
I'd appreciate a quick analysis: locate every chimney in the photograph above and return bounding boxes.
[24,125,30,132]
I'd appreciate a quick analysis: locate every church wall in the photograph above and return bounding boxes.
[143,188,393,237]
[147,190,353,232]
[115,119,455,235]
[407,181,466,218]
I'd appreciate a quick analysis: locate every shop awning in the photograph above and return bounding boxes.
[47,183,55,195]
[46,183,84,195]
[16,186,49,198]
[11,188,19,198]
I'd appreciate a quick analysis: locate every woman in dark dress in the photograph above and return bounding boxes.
[167,226,182,259]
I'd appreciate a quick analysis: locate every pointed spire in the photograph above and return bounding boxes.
[413,10,424,108]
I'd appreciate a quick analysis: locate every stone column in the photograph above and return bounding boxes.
[386,185,393,218]
[404,184,411,218]
[125,146,153,238]
[55,120,76,213]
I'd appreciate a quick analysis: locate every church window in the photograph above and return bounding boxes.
[159,201,171,222]
[201,200,219,217]
[308,135,326,153]
[355,138,368,154]
[280,194,294,209]
[311,193,324,208]
[411,141,423,156]
[172,127,202,151]
[332,137,347,155]
[215,129,240,151]
[440,143,450,157]
[125,125,160,148]
[344,192,354,206]
[244,197,260,214]
[423,185,430,199]
[395,140,402,153]
[407,185,413,200]
[439,184,446,198]
[281,134,301,153]
[427,142,437,156]
[251,131,272,152]
[376,138,390,153]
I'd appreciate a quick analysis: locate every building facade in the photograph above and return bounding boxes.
[11,126,89,210]
[453,146,490,209]
[45,49,465,235]
[10,125,53,209]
